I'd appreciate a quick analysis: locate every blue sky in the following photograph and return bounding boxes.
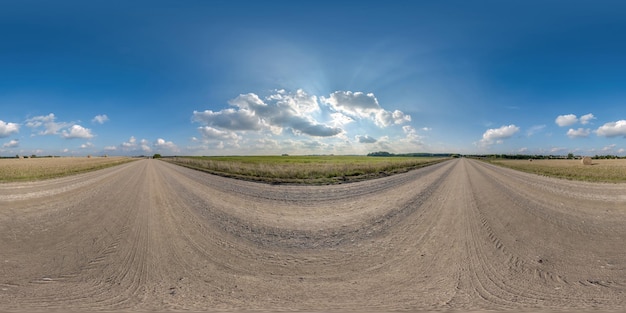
[2,0,626,156]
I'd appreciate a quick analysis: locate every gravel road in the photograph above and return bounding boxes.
[1,158,625,311]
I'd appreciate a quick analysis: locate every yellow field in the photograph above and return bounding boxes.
[489,158,626,183]
[0,157,135,182]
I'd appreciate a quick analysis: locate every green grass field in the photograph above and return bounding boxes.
[487,158,626,183]
[165,155,449,184]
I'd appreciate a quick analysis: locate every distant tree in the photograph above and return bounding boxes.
[367,151,393,157]
[567,153,574,159]
[153,153,162,159]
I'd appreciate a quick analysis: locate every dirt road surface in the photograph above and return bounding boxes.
[1,158,625,312]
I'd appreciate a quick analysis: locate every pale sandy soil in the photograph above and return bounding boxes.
[0,158,625,312]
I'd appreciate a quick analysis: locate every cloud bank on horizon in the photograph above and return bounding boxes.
[1,1,626,157]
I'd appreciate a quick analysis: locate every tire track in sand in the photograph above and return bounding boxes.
[1,158,625,311]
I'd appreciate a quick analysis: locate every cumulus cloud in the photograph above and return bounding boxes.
[26,113,95,140]
[602,144,617,152]
[154,138,179,153]
[0,120,19,138]
[140,139,151,152]
[80,142,94,149]
[555,114,578,127]
[555,113,595,127]
[25,113,54,128]
[92,114,109,124]
[193,108,262,131]
[198,126,239,141]
[62,125,94,139]
[2,139,19,148]
[25,113,68,135]
[579,113,595,125]
[118,136,151,154]
[356,135,377,143]
[193,89,342,137]
[478,124,520,147]
[566,128,590,138]
[122,136,137,148]
[329,113,354,127]
[596,120,626,137]
[191,89,414,154]
[402,125,425,147]
[321,91,411,127]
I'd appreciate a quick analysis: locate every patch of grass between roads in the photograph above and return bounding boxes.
[487,159,626,183]
[0,157,136,183]
[165,155,449,185]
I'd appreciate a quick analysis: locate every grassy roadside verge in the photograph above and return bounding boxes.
[0,157,136,183]
[164,155,449,185]
[485,158,626,183]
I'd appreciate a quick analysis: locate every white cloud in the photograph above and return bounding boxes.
[329,112,354,127]
[579,113,595,125]
[193,89,343,137]
[80,142,94,149]
[478,124,520,147]
[190,89,414,154]
[555,114,578,127]
[198,126,239,141]
[26,114,96,140]
[92,114,109,124]
[555,113,595,128]
[117,136,151,154]
[122,136,137,148]
[154,138,179,153]
[356,135,377,143]
[25,113,69,135]
[596,120,626,137]
[2,139,19,148]
[139,139,151,153]
[25,113,54,128]
[421,127,432,131]
[266,89,320,114]
[321,91,411,127]
[566,128,590,138]
[62,125,94,139]
[401,125,425,148]
[192,108,262,131]
[252,138,281,150]
[602,144,617,152]
[104,146,117,151]
[0,120,19,138]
